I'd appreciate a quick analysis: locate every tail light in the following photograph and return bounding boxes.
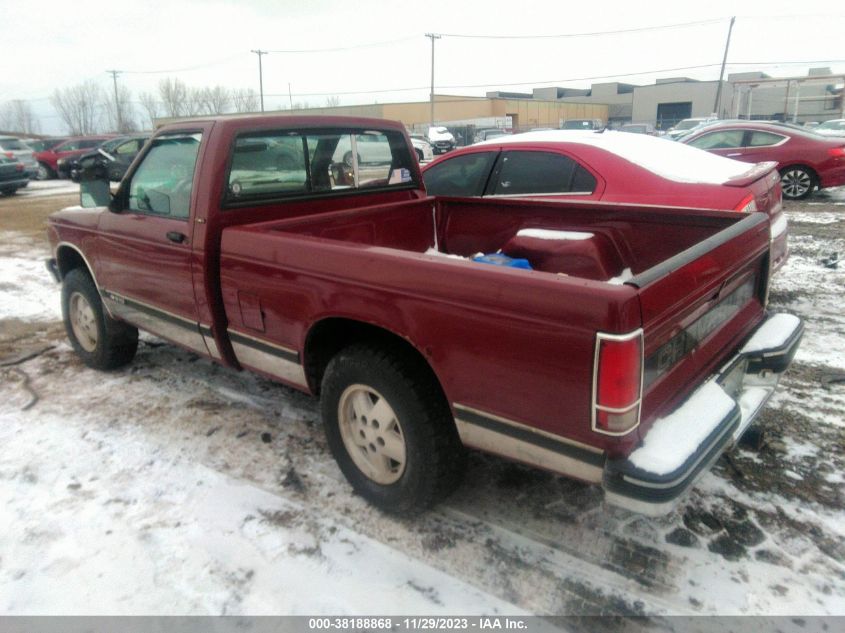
[4,152,13,159]
[827,146,845,158]
[15,163,24,172]
[592,330,643,436]
[734,193,758,213]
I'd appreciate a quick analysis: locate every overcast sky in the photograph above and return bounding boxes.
[2,0,844,134]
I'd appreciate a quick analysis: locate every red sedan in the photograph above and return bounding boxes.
[680,121,845,200]
[421,130,788,271]
[34,135,115,180]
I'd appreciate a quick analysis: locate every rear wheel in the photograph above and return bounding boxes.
[415,148,424,162]
[36,162,55,180]
[62,269,138,370]
[321,344,466,514]
[0,187,17,196]
[780,166,815,200]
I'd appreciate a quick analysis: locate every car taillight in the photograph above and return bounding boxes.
[16,163,24,172]
[593,330,643,436]
[734,193,757,213]
[4,151,14,159]
[828,146,845,158]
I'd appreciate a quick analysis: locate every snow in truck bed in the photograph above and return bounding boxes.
[478,130,761,185]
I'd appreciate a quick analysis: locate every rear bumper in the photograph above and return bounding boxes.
[603,312,803,516]
[0,177,29,190]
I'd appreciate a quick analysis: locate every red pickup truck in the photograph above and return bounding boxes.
[46,115,802,516]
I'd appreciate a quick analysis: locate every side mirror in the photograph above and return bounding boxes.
[78,162,112,208]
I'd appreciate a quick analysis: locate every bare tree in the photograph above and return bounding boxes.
[0,100,41,134]
[185,87,206,116]
[138,92,161,129]
[232,88,259,113]
[158,77,189,118]
[325,95,341,107]
[103,84,137,133]
[199,86,231,114]
[51,81,102,135]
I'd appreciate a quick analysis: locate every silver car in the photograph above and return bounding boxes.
[0,137,38,178]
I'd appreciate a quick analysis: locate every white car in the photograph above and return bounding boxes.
[427,126,456,154]
[408,134,434,162]
[814,119,845,138]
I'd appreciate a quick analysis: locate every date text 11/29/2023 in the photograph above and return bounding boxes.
[307,617,529,630]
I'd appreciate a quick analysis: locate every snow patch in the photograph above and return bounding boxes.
[607,268,633,285]
[740,314,801,354]
[629,381,735,476]
[515,228,594,241]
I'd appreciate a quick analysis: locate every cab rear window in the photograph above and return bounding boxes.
[226,129,417,203]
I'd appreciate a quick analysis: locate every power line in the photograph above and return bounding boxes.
[438,18,726,39]
[266,36,417,53]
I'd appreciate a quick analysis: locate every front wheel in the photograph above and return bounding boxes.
[36,162,54,180]
[780,166,815,200]
[321,344,466,514]
[62,269,138,370]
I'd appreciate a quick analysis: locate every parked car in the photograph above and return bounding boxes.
[814,119,845,138]
[0,155,29,195]
[25,137,69,153]
[427,126,456,154]
[421,130,789,272]
[408,134,434,162]
[561,119,604,131]
[0,136,38,179]
[680,120,845,199]
[619,123,657,135]
[665,116,719,141]
[34,135,114,180]
[48,114,801,516]
[473,128,510,143]
[67,135,150,182]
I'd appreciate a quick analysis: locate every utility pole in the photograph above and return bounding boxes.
[425,33,441,127]
[106,69,122,131]
[713,16,735,117]
[288,82,293,109]
[250,49,267,112]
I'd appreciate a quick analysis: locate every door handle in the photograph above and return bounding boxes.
[166,231,187,244]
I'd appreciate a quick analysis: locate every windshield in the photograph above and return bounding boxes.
[0,138,28,150]
[817,120,845,131]
[675,120,703,130]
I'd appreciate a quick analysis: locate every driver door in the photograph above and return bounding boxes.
[95,128,213,357]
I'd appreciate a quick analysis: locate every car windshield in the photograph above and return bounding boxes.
[674,120,707,130]
[0,138,28,150]
[817,120,845,131]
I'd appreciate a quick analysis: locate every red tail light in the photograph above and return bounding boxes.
[15,163,24,172]
[828,146,845,158]
[593,330,643,436]
[3,152,14,159]
[734,193,757,213]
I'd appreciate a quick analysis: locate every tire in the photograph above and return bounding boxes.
[415,148,424,162]
[62,269,138,370]
[36,162,55,181]
[780,166,816,200]
[321,344,466,514]
[0,187,17,196]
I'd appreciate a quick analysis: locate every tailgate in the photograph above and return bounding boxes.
[629,212,771,438]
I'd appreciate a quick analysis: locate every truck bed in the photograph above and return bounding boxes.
[220,196,771,458]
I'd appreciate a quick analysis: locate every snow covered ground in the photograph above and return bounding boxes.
[15,180,79,199]
[0,192,843,616]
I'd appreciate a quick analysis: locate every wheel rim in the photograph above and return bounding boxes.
[69,292,98,352]
[338,384,406,484]
[781,169,812,199]
[36,164,48,180]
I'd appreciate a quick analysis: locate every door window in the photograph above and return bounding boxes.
[127,133,202,219]
[747,131,787,147]
[687,130,745,150]
[491,151,596,195]
[422,152,497,196]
